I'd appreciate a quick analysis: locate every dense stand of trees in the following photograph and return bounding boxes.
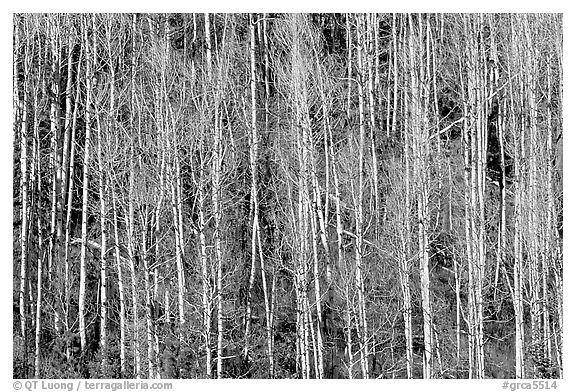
[13,13,562,379]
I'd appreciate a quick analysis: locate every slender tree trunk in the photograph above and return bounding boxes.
[47,16,63,335]
[544,58,554,365]
[138,208,155,379]
[112,188,127,377]
[34,203,43,379]
[30,81,42,378]
[408,15,432,379]
[399,15,414,378]
[162,16,187,354]
[354,14,370,378]
[63,41,82,363]
[197,154,211,377]
[78,15,93,352]
[34,214,43,378]
[509,17,525,379]
[207,12,225,379]
[128,13,141,378]
[60,29,75,343]
[169,165,186,336]
[460,15,488,378]
[96,107,108,374]
[126,165,140,378]
[523,16,543,376]
[244,13,258,364]
[16,22,30,372]
[454,245,462,374]
[153,144,165,379]
[367,14,380,242]
[256,224,274,378]
[344,286,354,379]
[308,192,324,379]
[346,13,352,119]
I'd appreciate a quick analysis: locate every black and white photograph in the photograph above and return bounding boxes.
[12,9,564,383]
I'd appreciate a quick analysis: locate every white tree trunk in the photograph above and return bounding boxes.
[78,15,93,352]
[112,189,127,377]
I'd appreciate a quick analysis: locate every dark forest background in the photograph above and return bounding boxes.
[13,13,563,379]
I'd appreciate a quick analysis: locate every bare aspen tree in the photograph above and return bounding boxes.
[407,14,433,379]
[32,60,42,379]
[213,64,224,379]
[281,14,313,378]
[396,14,414,379]
[199,169,211,378]
[508,16,526,378]
[258,223,274,378]
[543,57,553,366]
[302,18,326,380]
[152,95,166,380]
[552,18,563,377]
[186,81,211,378]
[15,19,30,370]
[46,15,63,335]
[95,16,115,370]
[246,14,275,378]
[34,197,42,379]
[96,94,108,372]
[544,25,563,371]
[353,14,370,378]
[138,206,155,378]
[459,14,489,378]
[159,28,187,373]
[78,14,92,352]
[522,16,542,374]
[128,13,141,378]
[198,13,215,379]
[244,13,259,364]
[63,31,82,362]
[260,14,275,378]
[112,187,127,377]
[488,14,507,311]
[133,29,158,380]
[204,12,227,378]
[60,21,76,343]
